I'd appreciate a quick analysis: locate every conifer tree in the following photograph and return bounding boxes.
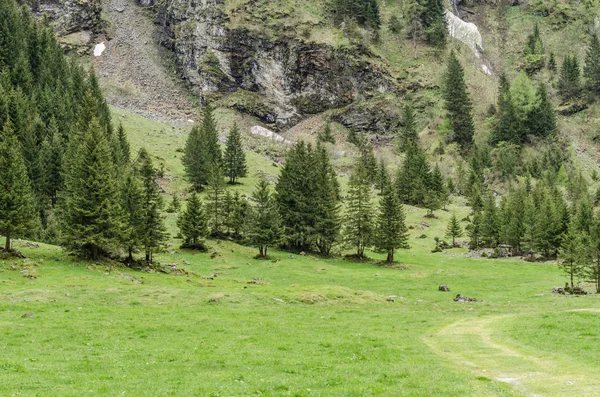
[523,23,545,74]
[206,160,226,236]
[61,119,124,259]
[230,192,249,238]
[584,34,600,97]
[177,193,209,249]
[481,195,499,248]
[588,211,600,293]
[527,84,556,139]
[523,194,537,254]
[491,73,521,145]
[136,148,168,263]
[223,123,247,184]
[182,124,205,190]
[117,123,131,164]
[445,212,463,247]
[558,55,581,100]
[430,164,449,210]
[398,103,418,152]
[121,172,144,263]
[313,143,341,256]
[548,52,556,72]
[0,122,37,251]
[559,221,589,289]
[500,189,525,254]
[318,123,336,144]
[396,141,430,205]
[443,51,475,151]
[40,120,63,207]
[344,164,375,258]
[420,0,446,48]
[376,159,391,195]
[166,195,181,214]
[248,178,282,258]
[467,209,483,249]
[375,185,409,262]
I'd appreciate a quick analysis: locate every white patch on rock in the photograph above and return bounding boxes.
[250,125,291,144]
[445,11,483,58]
[93,42,106,57]
[481,64,492,76]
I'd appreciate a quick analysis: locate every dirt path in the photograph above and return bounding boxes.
[93,0,196,123]
[424,314,600,396]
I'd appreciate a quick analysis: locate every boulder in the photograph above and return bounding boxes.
[453,294,477,302]
[439,284,450,292]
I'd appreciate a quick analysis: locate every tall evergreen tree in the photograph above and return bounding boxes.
[481,195,499,248]
[135,148,168,263]
[121,172,144,263]
[584,34,600,97]
[375,185,409,263]
[223,123,247,184]
[396,141,431,205]
[523,23,545,74]
[588,210,600,293]
[248,178,283,258]
[443,51,475,151]
[61,119,124,259]
[313,143,341,256]
[398,103,418,152]
[527,84,556,139]
[491,73,521,145]
[344,164,375,258]
[559,221,589,289]
[177,193,209,249]
[558,55,581,100]
[116,123,131,164]
[205,160,226,236]
[0,122,37,251]
[318,123,336,144]
[445,212,463,247]
[420,0,446,48]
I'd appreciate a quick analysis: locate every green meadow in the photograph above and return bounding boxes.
[2,107,598,397]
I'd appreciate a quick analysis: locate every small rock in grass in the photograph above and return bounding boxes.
[439,284,450,292]
[21,313,33,318]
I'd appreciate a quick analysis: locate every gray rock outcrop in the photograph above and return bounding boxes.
[35,0,103,36]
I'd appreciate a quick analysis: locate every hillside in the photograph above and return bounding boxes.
[3,0,600,395]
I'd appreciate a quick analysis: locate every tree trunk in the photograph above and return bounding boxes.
[570,262,574,289]
[146,251,151,263]
[387,251,393,263]
[128,247,134,264]
[5,234,10,251]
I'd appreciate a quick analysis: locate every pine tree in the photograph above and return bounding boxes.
[420,0,446,48]
[467,209,483,249]
[344,164,375,258]
[166,195,182,214]
[588,210,600,293]
[177,193,209,249]
[558,55,581,100]
[39,119,63,207]
[136,148,168,263]
[206,160,226,236]
[481,195,499,248]
[61,119,124,259]
[523,23,545,74]
[523,194,537,254]
[375,184,409,263]
[121,172,144,263]
[443,51,475,151]
[0,121,37,251]
[430,163,449,210]
[117,123,131,164]
[230,192,249,238]
[182,124,205,190]
[527,84,556,139]
[491,73,521,145]
[248,178,282,258]
[559,221,589,289]
[396,141,430,205]
[223,123,247,184]
[445,212,463,247]
[398,103,418,152]
[376,158,390,194]
[584,34,600,97]
[313,143,341,256]
[548,52,556,72]
[318,123,336,144]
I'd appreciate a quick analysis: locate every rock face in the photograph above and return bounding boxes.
[159,0,392,128]
[35,0,103,36]
[445,10,492,75]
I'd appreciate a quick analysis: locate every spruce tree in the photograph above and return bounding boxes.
[376,158,390,195]
[39,120,63,207]
[588,210,600,293]
[318,123,336,144]
[420,0,446,48]
[396,141,430,205]
[523,23,545,74]
[313,143,341,256]
[121,172,144,263]
[117,123,131,164]
[491,73,521,145]
[398,103,418,152]
[559,221,589,289]
[523,194,537,254]
[584,34,600,97]
[223,123,247,184]
[467,209,483,249]
[548,52,556,72]
[527,84,556,139]
[445,212,463,247]
[375,185,409,262]
[182,124,205,190]
[166,195,181,214]
[443,51,475,151]
[558,55,581,100]
[481,195,499,248]
[344,164,375,258]
[230,192,249,238]
[61,119,124,259]
[205,160,226,236]
[177,193,209,249]
[248,178,282,258]
[0,122,37,251]
[136,148,168,263]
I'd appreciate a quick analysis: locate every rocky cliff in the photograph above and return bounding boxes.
[158,0,395,128]
[35,0,103,36]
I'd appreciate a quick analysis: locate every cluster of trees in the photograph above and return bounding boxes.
[489,72,556,145]
[331,0,381,29]
[554,34,600,101]
[401,0,447,48]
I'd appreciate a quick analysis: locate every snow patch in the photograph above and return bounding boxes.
[250,125,291,144]
[94,42,106,57]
